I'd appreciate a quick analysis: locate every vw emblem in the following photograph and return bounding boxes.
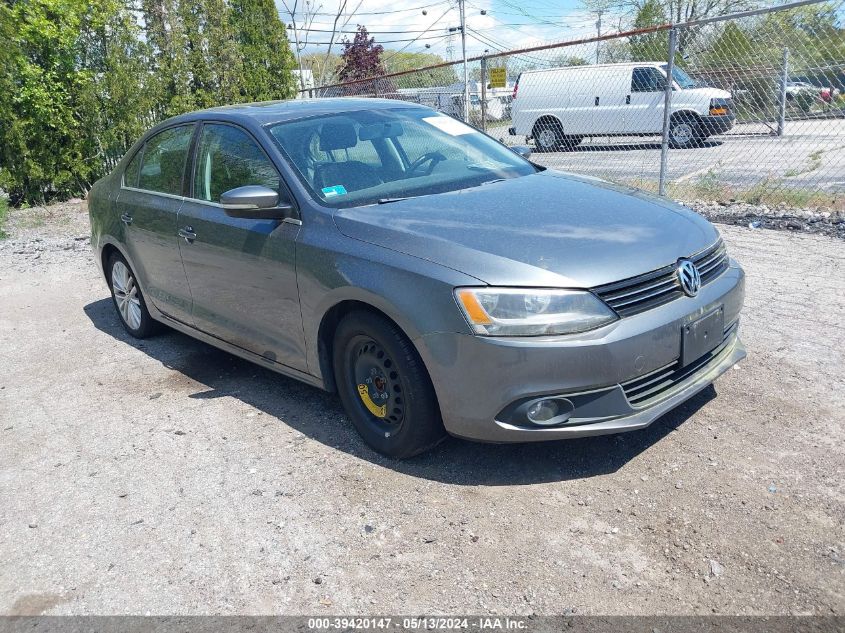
[677,259,701,297]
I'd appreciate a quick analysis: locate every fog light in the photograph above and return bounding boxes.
[527,399,560,424]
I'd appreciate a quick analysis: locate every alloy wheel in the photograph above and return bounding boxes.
[111,260,142,330]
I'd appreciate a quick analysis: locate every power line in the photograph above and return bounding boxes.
[290,23,538,34]
[466,27,550,65]
[307,33,451,45]
[280,0,449,18]
[383,6,454,64]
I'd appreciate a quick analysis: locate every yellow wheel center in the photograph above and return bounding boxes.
[357,383,387,418]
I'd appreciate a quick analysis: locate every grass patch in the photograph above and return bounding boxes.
[618,176,844,210]
[784,148,825,178]
[0,196,8,239]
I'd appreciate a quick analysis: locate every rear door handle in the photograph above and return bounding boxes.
[178,226,197,243]
[595,96,600,106]
[626,94,631,104]
[120,213,133,226]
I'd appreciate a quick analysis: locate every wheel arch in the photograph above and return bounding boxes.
[316,298,422,394]
[670,109,703,124]
[531,114,565,136]
[100,242,121,287]
[97,239,157,319]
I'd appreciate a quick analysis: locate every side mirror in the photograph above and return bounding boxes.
[220,185,293,220]
[511,145,532,159]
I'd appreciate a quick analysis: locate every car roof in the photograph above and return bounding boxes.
[160,97,429,128]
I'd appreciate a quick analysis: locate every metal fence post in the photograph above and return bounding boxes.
[777,47,789,137]
[658,26,677,197]
[480,56,488,132]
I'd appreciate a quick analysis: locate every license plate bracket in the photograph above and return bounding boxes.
[681,307,724,367]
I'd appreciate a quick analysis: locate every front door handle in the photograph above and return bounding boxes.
[626,94,631,104]
[595,96,600,106]
[178,226,197,243]
[120,213,133,226]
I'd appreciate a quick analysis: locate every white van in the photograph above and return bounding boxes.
[509,62,735,151]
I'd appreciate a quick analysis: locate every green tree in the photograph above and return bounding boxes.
[77,0,156,174]
[230,0,297,101]
[2,0,92,203]
[0,2,22,197]
[383,52,458,89]
[141,0,193,115]
[629,0,668,61]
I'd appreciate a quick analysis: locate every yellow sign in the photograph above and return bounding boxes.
[489,67,506,88]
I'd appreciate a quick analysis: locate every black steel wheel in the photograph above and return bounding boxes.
[333,310,446,458]
[350,337,406,430]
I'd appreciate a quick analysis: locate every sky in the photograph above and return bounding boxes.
[274,0,631,61]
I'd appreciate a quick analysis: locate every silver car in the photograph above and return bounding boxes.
[88,99,746,458]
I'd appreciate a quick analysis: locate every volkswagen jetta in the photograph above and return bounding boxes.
[88,99,746,458]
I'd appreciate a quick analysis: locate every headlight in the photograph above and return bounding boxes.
[454,287,618,336]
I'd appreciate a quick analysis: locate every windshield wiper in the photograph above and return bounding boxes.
[481,178,505,186]
[378,197,410,204]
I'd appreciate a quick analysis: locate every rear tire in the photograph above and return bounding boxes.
[532,119,566,152]
[107,252,160,338]
[332,310,446,459]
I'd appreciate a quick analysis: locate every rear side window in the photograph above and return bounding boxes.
[631,67,666,93]
[123,150,142,187]
[137,125,195,195]
[192,124,279,203]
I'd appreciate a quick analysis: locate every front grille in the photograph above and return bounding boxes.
[594,239,729,317]
[621,320,738,408]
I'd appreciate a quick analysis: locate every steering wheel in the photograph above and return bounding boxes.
[408,151,446,175]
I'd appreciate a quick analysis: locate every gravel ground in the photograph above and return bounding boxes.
[689,201,845,240]
[0,202,843,616]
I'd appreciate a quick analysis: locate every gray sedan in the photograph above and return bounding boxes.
[88,98,745,458]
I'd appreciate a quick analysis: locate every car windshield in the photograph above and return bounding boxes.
[267,107,537,208]
[663,65,698,89]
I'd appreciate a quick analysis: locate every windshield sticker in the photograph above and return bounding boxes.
[321,185,348,197]
[422,116,477,136]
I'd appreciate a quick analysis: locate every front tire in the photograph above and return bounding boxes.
[332,311,446,458]
[669,116,702,149]
[107,252,159,338]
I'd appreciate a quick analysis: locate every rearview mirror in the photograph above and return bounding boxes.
[220,185,292,220]
[511,145,532,160]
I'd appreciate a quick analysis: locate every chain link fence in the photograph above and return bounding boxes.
[304,0,845,210]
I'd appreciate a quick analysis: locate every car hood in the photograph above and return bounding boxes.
[688,86,732,100]
[333,170,719,288]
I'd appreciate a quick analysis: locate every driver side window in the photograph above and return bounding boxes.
[192,124,279,203]
[631,67,666,93]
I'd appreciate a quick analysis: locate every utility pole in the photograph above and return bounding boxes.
[459,0,469,122]
[595,10,603,63]
[480,52,488,132]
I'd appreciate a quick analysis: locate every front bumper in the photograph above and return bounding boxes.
[414,262,745,443]
[700,113,735,136]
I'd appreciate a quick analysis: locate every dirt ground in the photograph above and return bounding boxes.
[0,202,843,616]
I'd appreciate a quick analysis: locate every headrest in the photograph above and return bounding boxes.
[319,122,357,151]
